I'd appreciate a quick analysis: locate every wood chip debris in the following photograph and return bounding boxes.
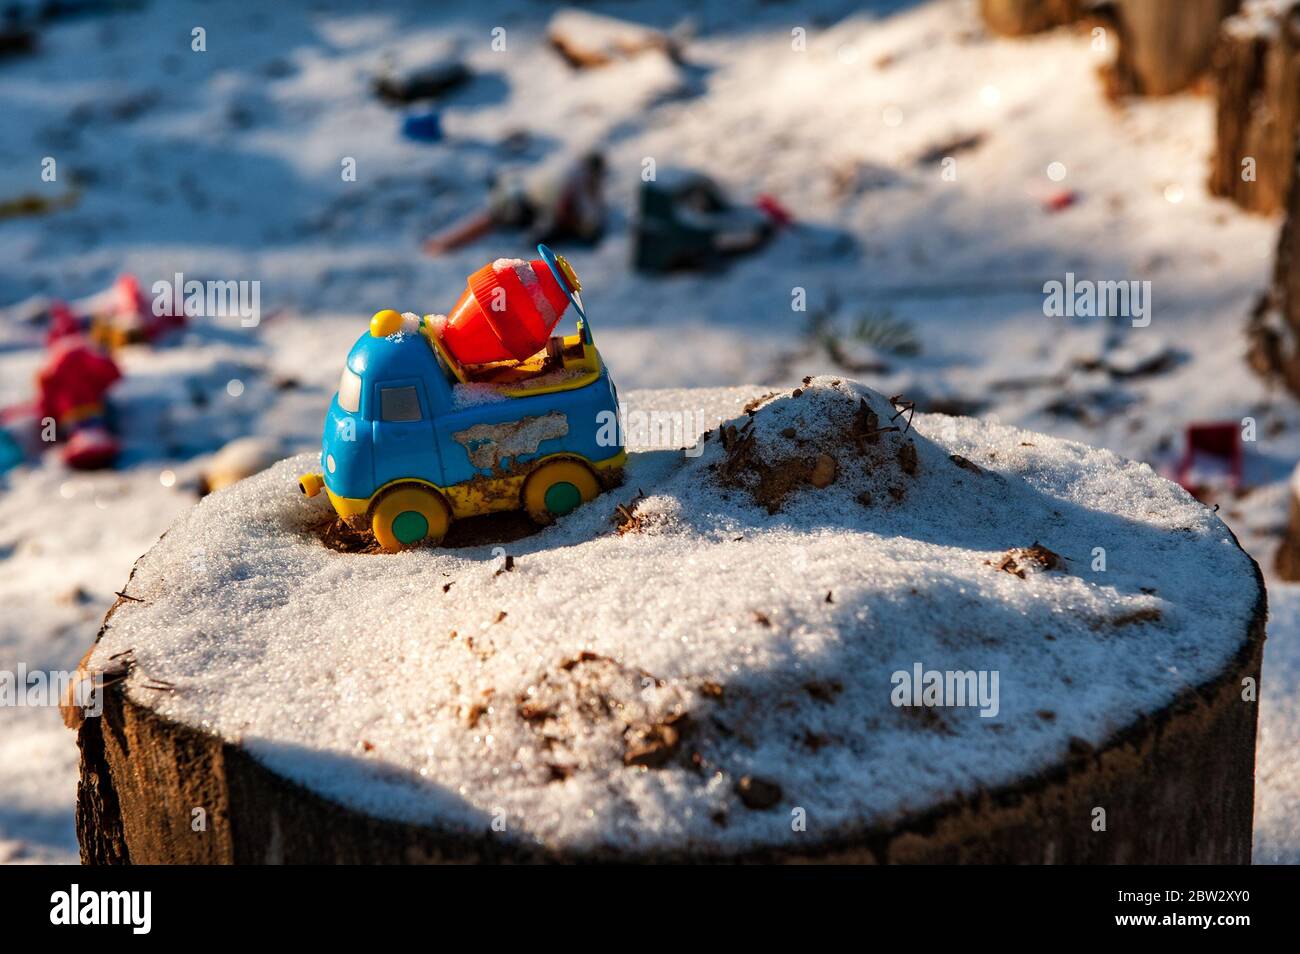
[991,542,1065,578]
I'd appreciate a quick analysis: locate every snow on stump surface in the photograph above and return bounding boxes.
[69,379,1265,863]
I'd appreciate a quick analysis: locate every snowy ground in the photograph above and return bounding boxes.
[0,0,1296,862]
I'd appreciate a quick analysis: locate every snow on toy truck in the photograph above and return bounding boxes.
[299,245,625,551]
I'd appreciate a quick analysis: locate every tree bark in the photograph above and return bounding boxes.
[1275,482,1300,579]
[1099,0,1243,96]
[979,0,1083,36]
[70,556,1266,864]
[1246,143,1300,391]
[1209,3,1300,214]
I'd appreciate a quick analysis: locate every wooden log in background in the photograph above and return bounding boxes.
[1099,0,1243,96]
[1247,142,1300,392]
[1209,2,1300,214]
[978,0,1084,36]
[1277,139,1300,351]
[1275,475,1300,579]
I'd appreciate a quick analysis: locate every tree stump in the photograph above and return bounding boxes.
[1098,0,1243,96]
[978,0,1084,36]
[70,616,1264,864]
[1209,1,1300,214]
[65,383,1266,864]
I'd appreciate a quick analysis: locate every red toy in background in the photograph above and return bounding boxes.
[38,330,122,470]
[1176,422,1243,498]
[754,193,793,227]
[43,301,81,347]
[1,272,184,473]
[1,309,123,472]
[36,273,185,351]
[1042,188,1079,213]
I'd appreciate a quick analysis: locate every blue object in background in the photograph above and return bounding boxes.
[402,111,443,143]
[0,430,24,474]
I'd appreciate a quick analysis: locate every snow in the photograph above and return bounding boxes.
[86,379,1259,855]
[0,0,1297,863]
[450,381,511,409]
[1225,1,1299,40]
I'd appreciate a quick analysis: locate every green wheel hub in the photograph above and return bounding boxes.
[391,510,429,544]
[544,481,582,516]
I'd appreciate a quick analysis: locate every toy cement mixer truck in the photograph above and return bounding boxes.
[299,245,625,551]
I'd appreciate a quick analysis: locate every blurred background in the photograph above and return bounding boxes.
[1,0,1298,863]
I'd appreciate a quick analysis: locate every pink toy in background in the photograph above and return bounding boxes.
[87,273,185,349]
[44,301,82,347]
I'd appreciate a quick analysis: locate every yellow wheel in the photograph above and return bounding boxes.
[370,485,451,552]
[523,459,600,524]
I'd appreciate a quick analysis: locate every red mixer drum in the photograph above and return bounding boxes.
[439,256,577,365]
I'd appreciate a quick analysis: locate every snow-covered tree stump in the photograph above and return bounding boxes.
[1099,0,1242,96]
[67,382,1265,863]
[1209,1,1300,214]
[978,0,1083,37]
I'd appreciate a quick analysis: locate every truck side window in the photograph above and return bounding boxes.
[380,386,422,422]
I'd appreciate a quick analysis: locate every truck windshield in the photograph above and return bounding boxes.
[338,368,362,414]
